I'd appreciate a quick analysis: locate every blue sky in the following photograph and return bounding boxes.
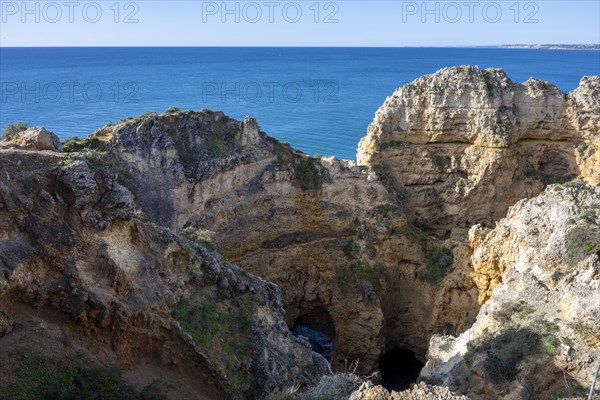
[1,1,599,46]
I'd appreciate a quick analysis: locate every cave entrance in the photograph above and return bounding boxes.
[290,305,335,361]
[379,348,424,392]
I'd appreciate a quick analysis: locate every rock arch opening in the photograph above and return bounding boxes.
[378,348,424,392]
[288,305,335,361]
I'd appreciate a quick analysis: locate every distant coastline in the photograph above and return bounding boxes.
[496,44,600,51]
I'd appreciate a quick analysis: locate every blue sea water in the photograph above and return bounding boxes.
[1,47,599,160]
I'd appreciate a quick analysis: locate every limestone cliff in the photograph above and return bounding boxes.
[90,109,478,373]
[0,148,328,399]
[421,184,600,399]
[358,67,599,237]
[1,66,598,400]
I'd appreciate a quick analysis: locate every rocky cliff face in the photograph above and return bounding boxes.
[1,66,598,400]
[90,108,479,373]
[421,184,600,399]
[0,148,328,399]
[358,67,599,237]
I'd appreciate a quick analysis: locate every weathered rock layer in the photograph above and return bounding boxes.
[358,67,599,237]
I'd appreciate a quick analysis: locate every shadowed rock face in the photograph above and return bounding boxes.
[0,149,329,399]
[358,67,600,237]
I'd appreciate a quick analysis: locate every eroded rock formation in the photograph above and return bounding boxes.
[421,184,600,399]
[358,67,599,237]
[0,149,328,399]
[1,66,598,400]
[92,108,479,373]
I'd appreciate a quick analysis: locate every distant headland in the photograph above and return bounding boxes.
[496,44,600,50]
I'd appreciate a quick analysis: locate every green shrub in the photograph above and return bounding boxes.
[393,224,454,283]
[1,356,162,400]
[566,226,600,264]
[424,247,454,284]
[560,337,573,346]
[542,335,560,356]
[297,373,362,400]
[393,224,430,249]
[172,298,222,346]
[538,319,560,333]
[296,157,321,190]
[1,122,29,141]
[495,300,534,322]
[551,271,563,284]
[62,136,107,153]
[163,106,180,113]
[576,142,589,153]
[466,328,541,385]
[171,296,254,395]
[341,239,360,258]
[206,134,229,157]
[336,261,381,295]
[432,155,451,170]
[181,227,216,249]
[82,149,119,171]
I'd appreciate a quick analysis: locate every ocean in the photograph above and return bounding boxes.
[1,47,599,160]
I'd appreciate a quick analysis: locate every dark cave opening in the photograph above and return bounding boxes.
[290,305,335,361]
[379,348,424,392]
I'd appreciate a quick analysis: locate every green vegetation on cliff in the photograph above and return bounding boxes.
[1,122,29,141]
[1,356,166,400]
[172,295,254,394]
[393,224,455,283]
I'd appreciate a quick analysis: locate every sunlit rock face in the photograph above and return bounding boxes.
[358,67,599,237]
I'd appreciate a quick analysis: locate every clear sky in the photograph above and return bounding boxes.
[0,0,599,46]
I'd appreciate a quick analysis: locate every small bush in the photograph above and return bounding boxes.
[206,134,229,157]
[393,224,430,248]
[164,106,180,113]
[171,295,254,395]
[393,224,454,283]
[62,136,107,153]
[298,373,362,400]
[336,260,381,295]
[181,227,216,248]
[296,157,321,190]
[465,328,541,385]
[551,271,563,284]
[82,149,119,171]
[560,337,573,346]
[1,356,161,400]
[341,239,360,258]
[424,247,454,284]
[172,298,222,346]
[432,155,451,170]
[543,335,560,356]
[566,226,600,264]
[1,121,28,141]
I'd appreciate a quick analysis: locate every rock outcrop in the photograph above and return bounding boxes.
[421,184,600,399]
[0,149,328,399]
[89,109,479,373]
[0,126,62,152]
[1,66,598,400]
[358,67,599,237]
